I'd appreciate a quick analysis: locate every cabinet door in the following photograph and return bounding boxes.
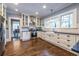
[0,3,2,16]
[23,15,28,27]
[46,33,51,41]
[42,32,46,39]
[41,19,44,27]
[37,31,41,38]
[49,33,57,43]
[37,18,41,27]
[60,34,75,49]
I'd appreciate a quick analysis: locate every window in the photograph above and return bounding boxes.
[51,17,59,28]
[44,9,77,28]
[50,18,56,28]
[61,13,73,28]
[44,18,55,28]
[44,17,59,28]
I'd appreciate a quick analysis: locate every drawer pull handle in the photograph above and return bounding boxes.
[57,37,60,39]
[57,34,59,36]
[57,42,59,43]
[67,45,70,47]
[67,40,70,41]
[67,35,70,37]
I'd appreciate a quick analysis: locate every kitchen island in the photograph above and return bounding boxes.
[21,27,31,41]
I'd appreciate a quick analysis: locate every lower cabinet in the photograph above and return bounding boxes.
[58,34,76,49]
[37,31,41,38]
[37,31,77,51]
[21,32,31,41]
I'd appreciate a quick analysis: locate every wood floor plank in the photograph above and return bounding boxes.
[3,38,76,56]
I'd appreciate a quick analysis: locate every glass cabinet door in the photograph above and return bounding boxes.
[37,18,41,27]
[25,16,28,26]
[22,14,28,27]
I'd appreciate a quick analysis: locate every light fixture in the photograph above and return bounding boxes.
[50,9,53,15]
[14,3,19,5]
[43,5,47,9]
[35,12,39,15]
[15,9,18,11]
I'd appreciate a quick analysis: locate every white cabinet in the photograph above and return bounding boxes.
[21,15,41,27]
[41,32,45,39]
[21,14,29,27]
[22,32,31,41]
[41,19,44,27]
[60,34,75,48]
[37,31,77,50]
[0,3,2,16]
[37,31,45,40]
[37,31,42,38]
[0,3,6,18]
[37,18,41,27]
[29,16,36,27]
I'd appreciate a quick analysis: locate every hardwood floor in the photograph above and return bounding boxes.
[4,38,76,56]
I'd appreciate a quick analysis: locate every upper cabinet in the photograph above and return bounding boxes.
[0,3,2,16]
[21,14,41,27]
[29,16,36,27]
[22,14,28,27]
[0,3,6,19]
[36,18,41,27]
[41,19,44,27]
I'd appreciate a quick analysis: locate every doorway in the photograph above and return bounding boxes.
[11,19,20,40]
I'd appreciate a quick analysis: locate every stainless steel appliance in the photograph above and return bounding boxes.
[0,15,5,56]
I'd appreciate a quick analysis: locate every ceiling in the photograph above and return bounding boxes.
[5,3,72,18]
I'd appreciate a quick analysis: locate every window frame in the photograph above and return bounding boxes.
[60,13,73,28]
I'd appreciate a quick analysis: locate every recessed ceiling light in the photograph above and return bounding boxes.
[15,9,18,11]
[14,3,19,5]
[43,5,47,8]
[35,12,39,15]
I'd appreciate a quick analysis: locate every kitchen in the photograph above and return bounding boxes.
[0,3,79,56]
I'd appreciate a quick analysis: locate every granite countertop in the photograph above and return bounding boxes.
[53,31,79,35]
[37,30,79,35]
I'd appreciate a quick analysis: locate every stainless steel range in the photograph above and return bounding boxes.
[0,15,5,56]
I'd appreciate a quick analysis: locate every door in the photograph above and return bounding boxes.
[11,20,20,39]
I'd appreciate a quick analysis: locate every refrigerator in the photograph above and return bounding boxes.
[0,15,5,56]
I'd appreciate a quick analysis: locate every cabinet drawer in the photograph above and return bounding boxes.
[60,42,71,49]
[60,39,75,48]
[60,34,75,39]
